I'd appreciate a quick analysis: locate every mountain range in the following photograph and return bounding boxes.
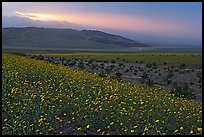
[2,16,201,49]
[2,27,150,49]
[2,16,85,30]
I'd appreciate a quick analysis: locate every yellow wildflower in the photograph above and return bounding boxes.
[197,128,202,132]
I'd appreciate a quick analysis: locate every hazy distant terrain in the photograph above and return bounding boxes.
[2,16,202,49]
[2,27,150,49]
[2,16,85,30]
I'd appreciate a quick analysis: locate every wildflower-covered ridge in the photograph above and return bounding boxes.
[2,53,202,135]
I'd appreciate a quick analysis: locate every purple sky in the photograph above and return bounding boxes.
[2,2,202,43]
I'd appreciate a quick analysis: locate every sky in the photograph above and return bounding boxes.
[2,2,202,44]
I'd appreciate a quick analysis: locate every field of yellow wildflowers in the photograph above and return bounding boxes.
[2,53,202,135]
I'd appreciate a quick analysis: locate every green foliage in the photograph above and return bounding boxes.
[171,83,196,99]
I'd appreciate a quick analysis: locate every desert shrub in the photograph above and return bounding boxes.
[125,69,130,73]
[152,66,157,69]
[197,72,202,83]
[118,63,125,68]
[100,63,104,67]
[166,71,174,78]
[146,79,154,86]
[69,60,76,66]
[105,67,112,74]
[152,62,157,66]
[179,70,185,74]
[30,55,36,59]
[110,64,115,69]
[99,70,107,77]
[115,72,122,80]
[129,66,134,70]
[88,59,94,64]
[171,83,196,99]
[91,64,97,70]
[141,72,148,79]
[111,60,116,64]
[199,84,201,88]
[146,63,152,68]
[78,62,84,69]
[179,63,186,69]
[36,55,44,60]
[167,79,172,84]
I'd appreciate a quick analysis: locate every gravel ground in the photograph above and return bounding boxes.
[23,54,202,101]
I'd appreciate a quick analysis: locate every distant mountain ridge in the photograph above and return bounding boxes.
[2,16,85,30]
[2,27,150,49]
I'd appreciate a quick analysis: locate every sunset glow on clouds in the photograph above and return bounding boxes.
[14,10,189,36]
[15,11,57,21]
[2,2,202,40]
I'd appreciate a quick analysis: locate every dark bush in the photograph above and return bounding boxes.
[100,63,104,67]
[171,83,196,99]
[118,63,125,68]
[179,70,185,74]
[125,69,130,73]
[146,63,152,68]
[78,62,84,69]
[36,55,44,60]
[111,60,116,64]
[69,60,76,66]
[179,63,186,69]
[105,67,112,74]
[141,72,148,79]
[115,72,122,80]
[110,64,115,69]
[167,79,172,84]
[146,79,154,86]
[99,70,107,77]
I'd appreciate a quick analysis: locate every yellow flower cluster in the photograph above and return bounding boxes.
[2,54,202,135]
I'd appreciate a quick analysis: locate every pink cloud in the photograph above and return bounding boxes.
[59,12,189,37]
[15,10,192,37]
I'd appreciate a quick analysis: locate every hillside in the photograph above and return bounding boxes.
[2,27,150,49]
